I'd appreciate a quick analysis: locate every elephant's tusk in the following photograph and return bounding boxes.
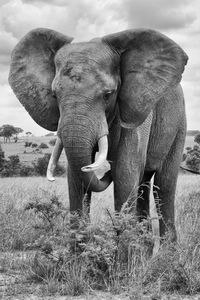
[47,163,56,182]
[81,135,108,172]
[46,136,63,181]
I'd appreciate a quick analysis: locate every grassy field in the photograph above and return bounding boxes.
[1,135,200,299]
[0,135,67,166]
[1,173,200,299]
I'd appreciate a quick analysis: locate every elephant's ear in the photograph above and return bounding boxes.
[9,28,73,131]
[103,29,188,126]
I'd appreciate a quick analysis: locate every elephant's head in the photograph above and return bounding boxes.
[9,28,188,192]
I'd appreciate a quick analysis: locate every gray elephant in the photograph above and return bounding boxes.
[9,28,188,239]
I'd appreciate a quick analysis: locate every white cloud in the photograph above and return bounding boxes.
[114,0,196,31]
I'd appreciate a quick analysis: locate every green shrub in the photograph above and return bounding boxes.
[33,153,65,177]
[39,142,49,149]
[185,147,200,172]
[32,143,38,148]
[0,144,5,171]
[0,152,65,178]
[49,138,56,146]
[19,165,36,177]
[24,141,32,147]
[0,155,21,177]
[33,154,50,176]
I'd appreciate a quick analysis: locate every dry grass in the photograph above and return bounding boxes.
[1,172,200,298]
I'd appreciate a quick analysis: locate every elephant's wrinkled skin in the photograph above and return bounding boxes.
[8,28,188,239]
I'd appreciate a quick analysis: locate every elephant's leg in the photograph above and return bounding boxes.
[137,171,155,220]
[153,129,185,241]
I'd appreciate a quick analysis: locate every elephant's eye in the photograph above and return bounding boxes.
[103,90,114,101]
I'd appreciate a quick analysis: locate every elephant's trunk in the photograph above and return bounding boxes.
[61,115,112,192]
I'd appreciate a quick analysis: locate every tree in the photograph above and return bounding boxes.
[14,127,23,142]
[0,124,18,143]
[39,142,48,149]
[49,138,56,146]
[194,133,200,145]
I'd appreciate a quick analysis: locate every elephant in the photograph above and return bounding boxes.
[8,28,188,240]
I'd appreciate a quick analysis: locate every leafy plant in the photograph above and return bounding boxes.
[32,143,38,148]
[49,138,57,146]
[33,153,65,176]
[38,142,49,149]
[185,145,200,172]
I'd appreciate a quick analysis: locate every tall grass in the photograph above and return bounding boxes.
[1,173,200,297]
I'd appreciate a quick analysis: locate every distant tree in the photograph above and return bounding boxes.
[32,143,38,148]
[49,138,56,146]
[0,124,18,143]
[39,142,48,149]
[24,142,32,148]
[193,144,200,151]
[194,133,200,145]
[14,127,23,142]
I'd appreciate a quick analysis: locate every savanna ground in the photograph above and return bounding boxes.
[1,135,200,299]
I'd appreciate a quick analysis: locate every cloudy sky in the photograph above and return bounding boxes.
[0,0,199,136]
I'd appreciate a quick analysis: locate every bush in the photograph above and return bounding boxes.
[32,143,38,148]
[33,154,50,176]
[49,138,57,146]
[0,152,65,178]
[0,155,21,177]
[39,143,49,149]
[25,141,32,147]
[19,165,36,177]
[33,153,66,177]
[0,144,5,171]
[194,133,200,145]
[185,145,200,172]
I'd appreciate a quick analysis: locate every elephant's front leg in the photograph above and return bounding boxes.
[153,128,186,241]
[113,128,143,212]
